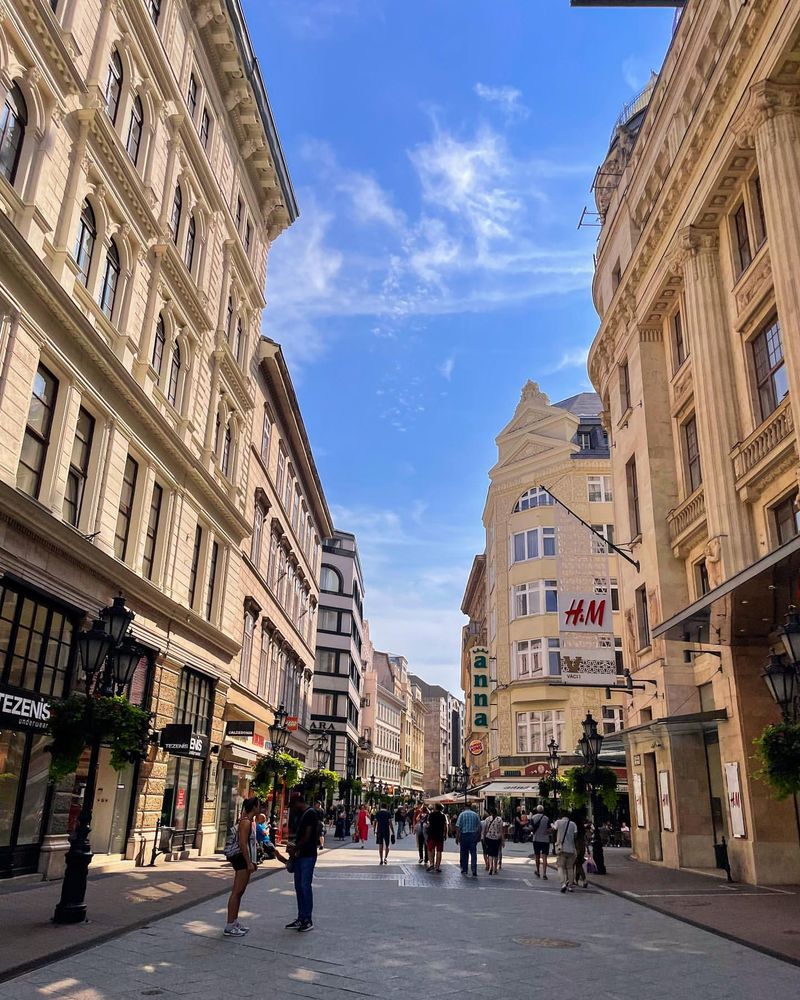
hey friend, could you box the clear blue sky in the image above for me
[242,0,674,694]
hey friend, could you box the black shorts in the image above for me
[376,833,391,847]
[533,841,549,856]
[229,852,249,872]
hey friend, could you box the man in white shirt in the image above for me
[529,805,551,879]
[553,812,577,893]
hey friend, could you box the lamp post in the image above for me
[53,595,146,925]
[369,773,376,804]
[267,705,290,842]
[547,738,560,814]
[763,608,800,722]
[456,756,469,809]
[578,711,606,876]
[311,732,329,805]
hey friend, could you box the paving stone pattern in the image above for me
[1,841,799,1000]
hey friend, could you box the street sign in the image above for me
[0,682,51,733]
[286,716,299,732]
[468,739,484,756]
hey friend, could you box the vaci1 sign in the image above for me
[0,682,51,733]
[560,648,616,686]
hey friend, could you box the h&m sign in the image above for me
[471,647,490,730]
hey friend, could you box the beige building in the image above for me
[401,670,426,797]
[587,0,800,883]
[359,648,403,792]
[220,338,332,847]
[481,383,626,801]
[0,0,294,876]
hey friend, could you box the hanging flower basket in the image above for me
[47,693,152,782]
[252,751,303,798]
[562,765,619,811]
[754,721,800,799]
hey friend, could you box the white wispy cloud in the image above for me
[474,82,529,120]
[622,55,650,92]
[439,356,455,381]
[268,0,385,39]
[547,345,591,373]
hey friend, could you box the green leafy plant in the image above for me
[562,765,619,811]
[304,767,340,793]
[252,751,303,797]
[47,693,152,781]
[754,721,800,799]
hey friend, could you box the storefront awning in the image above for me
[221,737,264,766]
[479,781,541,795]
[652,534,800,645]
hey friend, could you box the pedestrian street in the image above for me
[2,840,799,1000]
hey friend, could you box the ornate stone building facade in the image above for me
[588,0,800,883]
[481,382,626,803]
[0,0,294,876]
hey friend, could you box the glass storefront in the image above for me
[160,669,214,851]
[0,581,77,876]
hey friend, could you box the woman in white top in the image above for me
[483,808,504,875]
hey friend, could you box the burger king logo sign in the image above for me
[468,739,484,757]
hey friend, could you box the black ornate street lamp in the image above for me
[764,608,800,721]
[547,738,560,813]
[311,732,329,804]
[53,595,146,925]
[267,705,290,841]
[578,712,606,875]
[369,773,376,804]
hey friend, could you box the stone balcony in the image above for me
[731,398,796,501]
[667,485,706,556]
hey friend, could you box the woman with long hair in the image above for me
[356,803,370,848]
[224,796,260,937]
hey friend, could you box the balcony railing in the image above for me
[732,399,795,483]
[358,737,373,754]
[667,486,706,545]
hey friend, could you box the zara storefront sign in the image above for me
[470,646,490,730]
[160,724,209,759]
[560,648,616,686]
[0,682,51,733]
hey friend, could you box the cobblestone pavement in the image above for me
[2,838,799,1000]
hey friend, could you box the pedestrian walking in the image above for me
[395,804,406,839]
[480,812,490,870]
[455,802,480,877]
[483,808,504,875]
[223,796,260,937]
[314,800,326,851]
[286,794,319,932]
[426,803,447,872]
[415,805,429,865]
[529,805,551,879]
[553,810,578,893]
[573,819,590,888]
[513,805,523,843]
[373,800,395,864]
[356,804,370,848]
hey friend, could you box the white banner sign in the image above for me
[560,648,616,685]
[558,592,612,632]
[724,761,747,838]
[658,770,673,831]
[633,772,645,828]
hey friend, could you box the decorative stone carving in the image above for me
[704,536,723,588]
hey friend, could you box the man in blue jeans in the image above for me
[286,795,318,932]
[456,803,481,877]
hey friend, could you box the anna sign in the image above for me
[470,646,490,730]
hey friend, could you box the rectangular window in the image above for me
[141,481,163,581]
[733,202,752,274]
[601,705,624,735]
[315,649,339,674]
[512,527,556,563]
[18,364,58,499]
[672,309,686,370]
[187,73,198,118]
[753,316,788,420]
[188,524,202,607]
[587,475,613,503]
[245,222,252,254]
[591,524,614,555]
[515,710,565,754]
[772,492,799,547]
[610,577,620,612]
[695,559,710,598]
[276,446,286,498]
[260,408,272,462]
[63,406,95,526]
[683,415,702,493]
[114,455,138,561]
[752,175,767,247]
[619,360,631,412]
[635,584,650,650]
[235,197,243,232]
[199,107,210,148]
[615,636,624,675]
[312,692,336,716]
[250,504,264,568]
[578,430,592,451]
[626,457,641,538]
[205,540,219,620]
[239,613,255,686]
[513,580,557,618]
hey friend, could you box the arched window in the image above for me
[0,84,28,185]
[513,487,555,513]
[167,341,181,406]
[73,200,96,286]
[169,185,182,243]
[98,238,121,319]
[320,565,342,593]
[126,95,143,165]
[184,215,196,272]
[151,314,166,374]
[221,423,233,476]
[105,50,123,124]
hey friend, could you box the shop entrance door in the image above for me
[703,731,728,843]
[91,752,134,856]
[644,752,663,861]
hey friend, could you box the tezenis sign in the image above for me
[0,682,51,733]
[470,646,490,730]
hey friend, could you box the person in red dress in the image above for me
[356,805,370,848]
